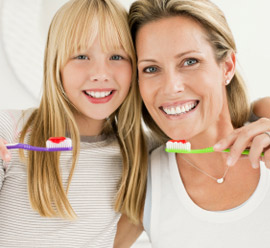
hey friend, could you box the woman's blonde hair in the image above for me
[20,0,148,222]
[129,0,251,143]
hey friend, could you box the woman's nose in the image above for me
[162,70,185,95]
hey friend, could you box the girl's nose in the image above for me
[90,74,109,82]
[89,61,110,82]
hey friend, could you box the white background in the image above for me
[0,0,270,247]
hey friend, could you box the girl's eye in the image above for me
[110,55,123,60]
[143,66,158,73]
[75,55,89,60]
[183,58,198,66]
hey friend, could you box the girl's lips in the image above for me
[83,90,116,104]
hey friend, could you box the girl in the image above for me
[0,0,147,247]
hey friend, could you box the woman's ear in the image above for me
[223,51,236,85]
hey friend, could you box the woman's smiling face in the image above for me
[136,16,232,141]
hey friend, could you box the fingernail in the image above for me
[252,163,259,169]
[213,143,221,150]
[227,156,234,166]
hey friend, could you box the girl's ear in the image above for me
[223,51,236,85]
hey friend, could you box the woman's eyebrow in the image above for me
[138,50,202,64]
[138,58,158,64]
[174,50,201,59]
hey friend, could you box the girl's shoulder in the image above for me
[0,108,35,142]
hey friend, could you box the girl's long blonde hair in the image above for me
[20,0,148,222]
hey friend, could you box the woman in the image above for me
[114,0,270,247]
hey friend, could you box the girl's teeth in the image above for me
[86,91,112,98]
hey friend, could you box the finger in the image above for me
[249,134,270,169]
[0,149,11,162]
[0,139,11,162]
[224,128,255,167]
[218,118,270,166]
[213,128,243,151]
[263,149,270,169]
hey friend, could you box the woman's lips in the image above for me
[160,100,199,116]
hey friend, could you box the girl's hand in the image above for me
[213,118,270,169]
[0,139,11,162]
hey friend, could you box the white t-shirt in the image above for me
[144,145,270,248]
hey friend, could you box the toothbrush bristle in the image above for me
[166,140,191,150]
[46,137,72,148]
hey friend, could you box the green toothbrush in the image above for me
[165,140,265,156]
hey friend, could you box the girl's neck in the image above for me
[75,113,105,137]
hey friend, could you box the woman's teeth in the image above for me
[163,101,198,115]
[85,91,112,98]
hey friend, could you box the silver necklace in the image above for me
[180,156,229,184]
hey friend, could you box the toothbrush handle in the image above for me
[6,143,72,152]
[223,148,264,157]
[6,143,48,151]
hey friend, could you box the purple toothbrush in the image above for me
[6,137,72,152]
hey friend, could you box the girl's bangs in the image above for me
[58,0,132,66]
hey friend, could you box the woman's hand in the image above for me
[0,139,11,162]
[213,118,270,168]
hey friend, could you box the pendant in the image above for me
[217,178,224,184]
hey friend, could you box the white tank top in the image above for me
[143,145,270,248]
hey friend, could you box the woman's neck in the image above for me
[177,115,235,173]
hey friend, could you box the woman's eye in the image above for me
[183,58,198,66]
[75,55,89,60]
[110,55,123,60]
[143,67,158,73]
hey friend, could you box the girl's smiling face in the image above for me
[136,16,234,142]
[61,34,132,134]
